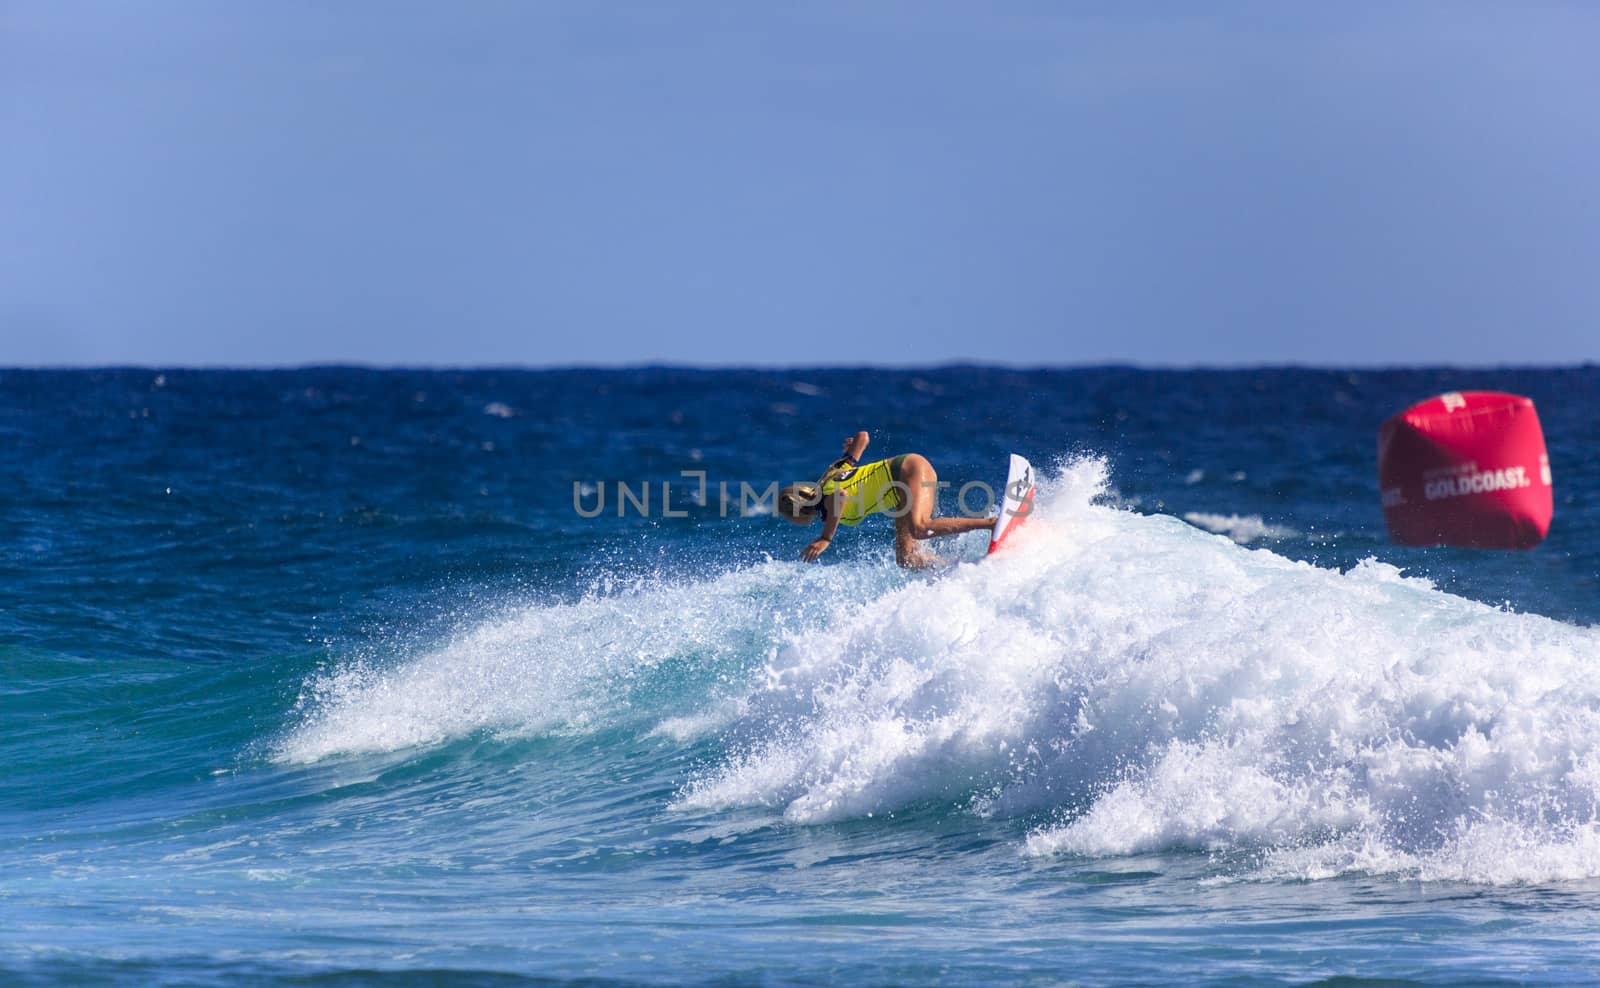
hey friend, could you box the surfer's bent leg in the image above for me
[897,455,996,541]
[894,514,934,569]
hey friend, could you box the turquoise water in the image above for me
[5,367,1600,985]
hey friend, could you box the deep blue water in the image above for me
[4,366,1600,986]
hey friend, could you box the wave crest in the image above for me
[280,455,1600,883]
[679,458,1600,883]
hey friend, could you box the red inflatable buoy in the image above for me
[1377,391,1552,549]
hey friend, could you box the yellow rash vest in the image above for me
[818,455,908,525]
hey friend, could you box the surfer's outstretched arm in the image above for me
[797,434,865,562]
[801,500,841,562]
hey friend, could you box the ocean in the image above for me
[4,366,1599,986]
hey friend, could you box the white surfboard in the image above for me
[987,454,1035,555]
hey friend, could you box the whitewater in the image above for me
[281,458,1600,886]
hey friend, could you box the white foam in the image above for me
[281,455,1600,883]
[275,564,876,763]
[673,458,1600,883]
[1182,512,1299,543]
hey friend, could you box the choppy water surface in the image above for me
[4,367,1600,985]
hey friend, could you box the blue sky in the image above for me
[3,2,1596,366]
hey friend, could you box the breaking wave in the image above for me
[281,458,1600,883]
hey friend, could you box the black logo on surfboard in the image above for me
[1007,469,1034,516]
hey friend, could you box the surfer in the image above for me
[778,431,995,569]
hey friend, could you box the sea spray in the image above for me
[280,457,1600,882]
[677,459,1600,882]
[275,562,894,762]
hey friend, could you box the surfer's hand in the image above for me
[801,538,830,562]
